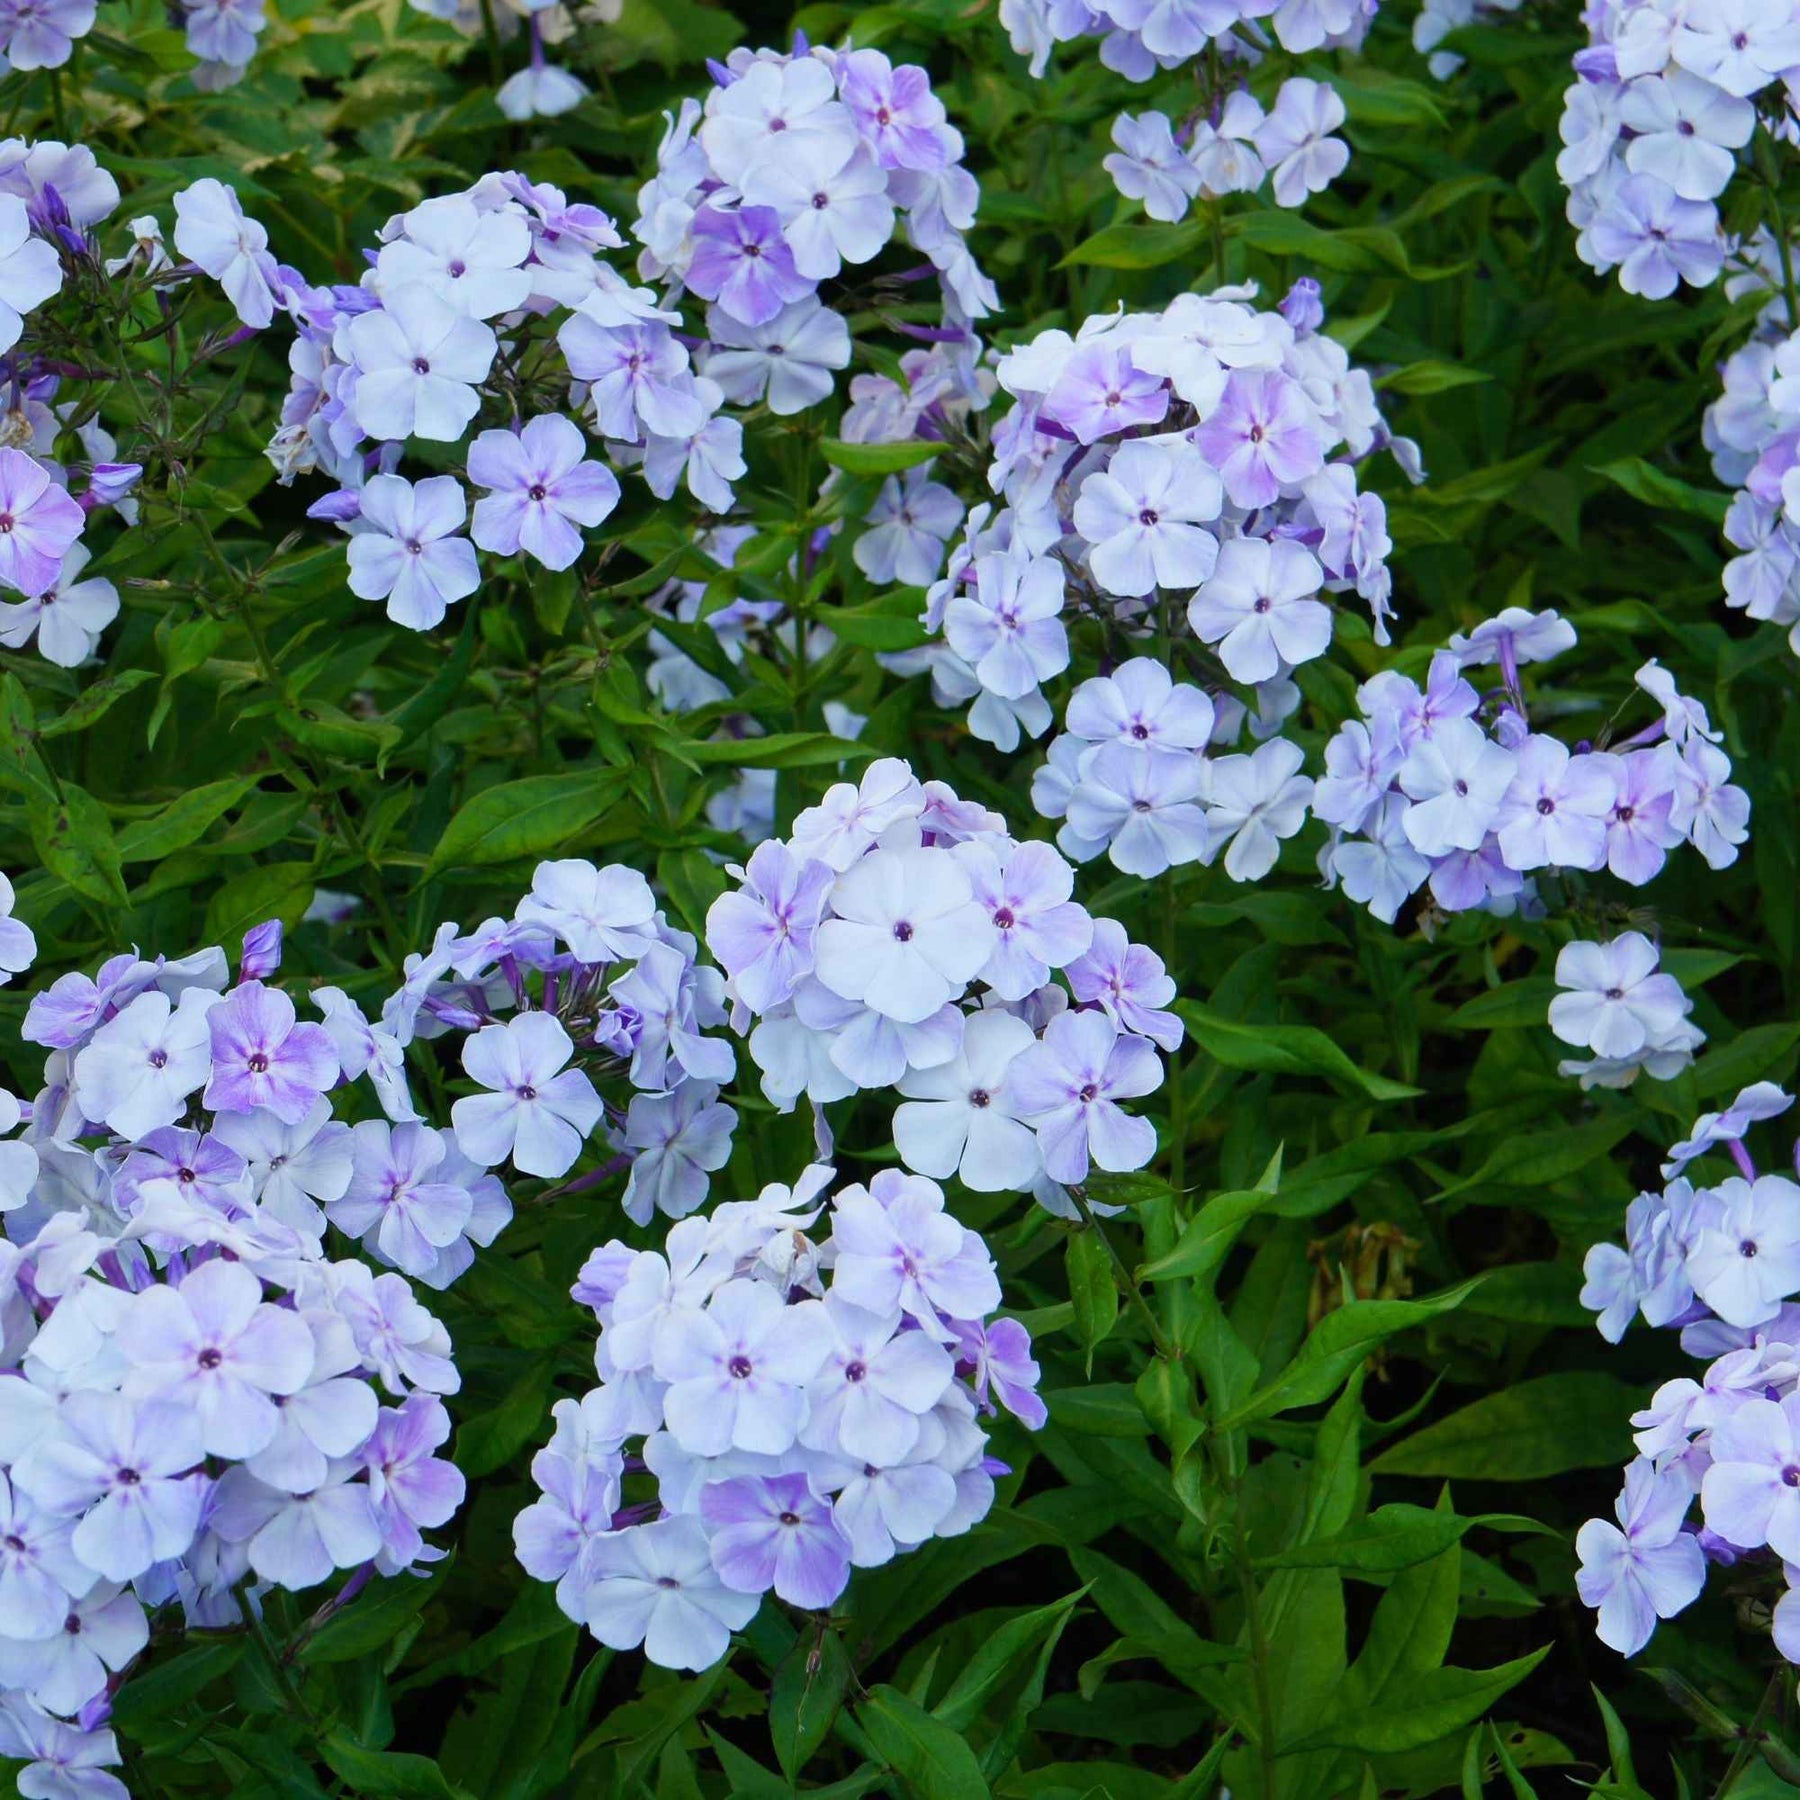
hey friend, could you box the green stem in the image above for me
[1068,1183,1177,1360]
[1226,1474,1280,1800]
[1712,1669,1788,1800]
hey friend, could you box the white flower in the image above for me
[376,195,533,319]
[345,284,497,444]
[1187,537,1330,683]
[451,1012,604,1179]
[344,474,480,632]
[813,848,996,1024]
[0,543,117,667]
[1205,738,1314,882]
[172,177,278,329]
[1073,439,1222,598]
[703,297,850,416]
[1396,716,1517,856]
[1548,934,1694,1060]
[894,1010,1042,1192]
[71,987,218,1140]
[0,193,58,352]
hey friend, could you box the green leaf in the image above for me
[1445,978,1556,1030]
[30,783,126,906]
[301,1558,453,1664]
[1380,360,1493,396]
[1284,1647,1551,1753]
[1177,1003,1422,1100]
[1066,1228,1119,1360]
[683,732,872,769]
[858,1685,991,1800]
[820,438,942,474]
[425,769,629,875]
[933,1590,1083,1731]
[1139,1187,1277,1284]
[110,1639,244,1737]
[1058,220,1208,269]
[321,1733,475,1799]
[116,776,261,863]
[1370,1373,1638,1479]
[1255,1503,1475,1573]
[771,1629,851,1783]
[1593,457,1730,526]
[38,668,156,738]
[1439,1115,1637,1200]
[202,861,316,947]
[1217,1282,1485,1428]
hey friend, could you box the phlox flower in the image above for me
[945,552,1069,699]
[700,1473,851,1609]
[685,206,811,329]
[1187,536,1329,683]
[738,143,894,281]
[1396,716,1517,856]
[1204,737,1313,882]
[70,986,217,1140]
[0,447,82,598]
[203,980,339,1124]
[1192,368,1324,509]
[1576,1458,1704,1654]
[705,298,852,417]
[578,1514,760,1670]
[375,194,532,320]
[1685,1175,1800,1328]
[451,1012,603,1179]
[0,193,59,352]
[894,1009,1042,1191]
[1494,737,1614,871]
[468,414,620,571]
[1010,1009,1160,1184]
[1704,1391,1800,1559]
[1064,744,1209,879]
[0,544,119,669]
[1103,111,1201,222]
[172,177,279,329]
[1549,934,1691,1061]
[345,285,498,443]
[1252,79,1350,209]
[854,464,963,588]
[1072,438,1222,597]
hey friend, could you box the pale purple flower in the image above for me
[345,474,480,632]
[1595,746,1684,884]
[1670,738,1750,869]
[70,987,217,1139]
[1187,536,1329,683]
[701,1472,851,1609]
[0,1698,125,1800]
[345,285,498,443]
[468,414,620,571]
[1193,368,1326,509]
[698,55,857,172]
[685,205,811,329]
[651,1278,828,1455]
[14,1392,205,1582]
[577,1515,759,1669]
[1686,1175,1800,1327]
[1104,112,1201,223]
[1495,737,1614,872]
[1396,716,1517,856]
[361,1395,463,1569]
[328,1121,475,1280]
[706,840,835,1013]
[1444,606,1576,673]
[894,1010,1042,1192]
[0,447,82,597]
[376,195,531,320]
[706,297,852,416]
[945,552,1069,699]
[172,178,279,328]
[854,464,963,587]
[738,147,893,282]
[209,1465,382,1589]
[1010,1009,1160,1185]
[516,858,657,964]
[813,847,996,1025]
[1331,795,1430,925]
[802,1295,955,1462]
[557,314,707,444]
[0,194,59,351]
[1586,173,1723,299]
[1576,1459,1704,1654]
[838,51,957,171]
[1065,744,1209,879]
[829,1171,1002,1330]
[1664,1083,1794,1180]
[1065,918,1183,1051]
[1065,659,1214,755]
[958,839,1092,1000]
[1672,0,1800,96]
[204,981,339,1124]
[0,1581,143,1718]
[620,1084,737,1225]
[960,1316,1047,1430]
[115,1258,314,1458]
[1073,439,1221,598]
[1205,737,1314,882]
[1620,70,1753,202]
[0,1471,92,1642]
[1549,934,1690,1060]
[1704,1391,1800,1559]
[1252,79,1350,209]
[1041,339,1168,444]
[452,1011,603,1179]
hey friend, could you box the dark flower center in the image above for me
[247,1052,269,1073]
[1535,797,1555,815]
[197,1347,223,1369]
[1078,1083,1098,1102]
[411,357,430,375]
[728,1354,754,1379]
[845,1360,866,1382]
[528,484,547,502]
[892,921,914,942]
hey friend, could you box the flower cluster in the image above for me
[634,42,996,347]
[705,758,1178,1205]
[1702,273,1800,655]
[1313,616,1747,926]
[1100,84,1353,222]
[1573,1084,1800,1661]
[0,920,464,1800]
[900,283,1408,757]
[1549,931,1702,1089]
[0,141,142,668]
[1556,0,1800,299]
[1031,657,1313,880]
[513,1163,1043,1671]
[374,857,737,1232]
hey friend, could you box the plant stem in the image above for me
[1068,1182,1177,1360]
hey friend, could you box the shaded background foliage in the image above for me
[3,0,1797,1794]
